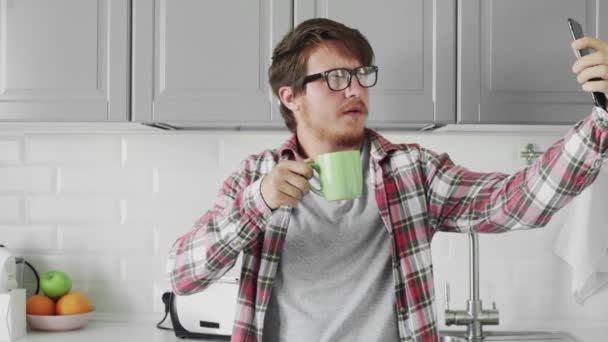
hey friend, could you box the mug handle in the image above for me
[307,161,322,196]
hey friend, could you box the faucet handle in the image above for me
[444,282,450,311]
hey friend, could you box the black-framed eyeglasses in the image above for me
[301,65,379,91]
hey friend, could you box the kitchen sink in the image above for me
[439,330,577,342]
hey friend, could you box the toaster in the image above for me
[161,276,239,340]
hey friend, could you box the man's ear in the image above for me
[278,86,300,113]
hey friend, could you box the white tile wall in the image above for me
[0,197,22,223]
[0,167,55,193]
[1,128,607,341]
[0,138,22,163]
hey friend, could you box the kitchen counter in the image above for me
[18,316,229,342]
[17,316,580,342]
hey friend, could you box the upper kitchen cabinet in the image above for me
[0,0,129,122]
[459,0,608,124]
[293,0,456,127]
[131,0,291,127]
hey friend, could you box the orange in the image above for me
[55,293,93,315]
[26,295,56,315]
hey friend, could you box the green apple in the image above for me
[40,270,72,300]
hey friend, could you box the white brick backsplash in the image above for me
[123,134,219,168]
[59,167,153,193]
[219,132,288,171]
[0,196,22,223]
[23,254,122,284]
[27,196,121,224]
[478,228,557,261]
[0,225,55,251]
[96,255,161,313]
[122,255,163,280]
[153,282,171,313]
[381,131,560,170]
[513,260,570,295]
[0,138,21,163]
[125,195,215,227]
[444,232,473,263]
[58,225,153,254]
[154,166,226,195]
[86,282,154,313]
[478,261,518,296]
[497,293,565,321]
[0,167,55,193]
[154,225,199,258]
[153,226,178,257]
[25,135,122,164]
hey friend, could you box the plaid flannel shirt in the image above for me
[168,108,608,342]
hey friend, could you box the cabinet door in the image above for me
[132,0,291,127]
[294,0,456,127]
[459,0,607,124]
[0,0,129,122]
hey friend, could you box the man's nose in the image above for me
[344,77,365,98]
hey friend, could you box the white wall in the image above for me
[1,126,606,341]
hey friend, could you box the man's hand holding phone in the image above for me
[571,36,608,103]
[568,18,608,109]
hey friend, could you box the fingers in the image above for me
[576,64,608,84]
[581,79,608,94]
[571,38,608,97]
[571,37,608,98]
[275,163,311,201]
[261,173,301,209]
[260,160,314,209]
[284,160,314,180]
[572,36,605,53]
[571,36,603,51]
[572,51,607,73]
[285,172,310,195]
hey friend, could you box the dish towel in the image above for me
[554,170,608,305]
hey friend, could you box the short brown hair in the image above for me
[268,18,374,132]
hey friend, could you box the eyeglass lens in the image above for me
[327,66,377,90]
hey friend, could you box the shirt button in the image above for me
[399,307,406,314]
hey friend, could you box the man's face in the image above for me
[293,42,370,149]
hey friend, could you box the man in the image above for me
[167,18,608,342]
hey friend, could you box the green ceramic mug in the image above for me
[308,150,363,201]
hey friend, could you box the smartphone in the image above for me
[567,18,607,109]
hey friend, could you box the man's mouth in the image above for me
[339,99,368,116]
[342,107,365,115]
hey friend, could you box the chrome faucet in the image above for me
[444,232,499,342]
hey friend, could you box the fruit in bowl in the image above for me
[40,270,72,300]
[56,293,93,315]
[26,307,96,332]
[26,290,95,331]
[26,295,56,316]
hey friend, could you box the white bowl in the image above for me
[27,307,95,332]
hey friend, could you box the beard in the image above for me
[299,98,368,149]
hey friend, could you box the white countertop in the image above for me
[16,315,580,342]
[18,316,229,342]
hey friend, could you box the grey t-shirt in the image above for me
[262,139,400,342]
